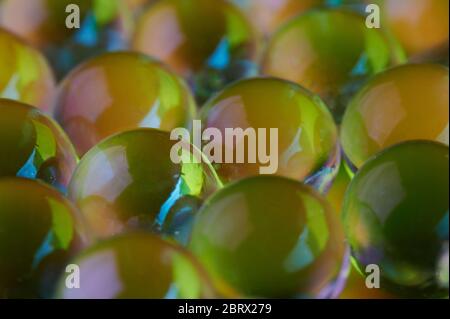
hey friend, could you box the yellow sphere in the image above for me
[341,64,449,168]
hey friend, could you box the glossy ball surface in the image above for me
[0,178,87,298]
[0,99,78,192]
[0,28,55,111]
[378,0,449,58]
[341,64,449,169]
[262,9,404,120]
[201,77,339,192]
[53,52,197,156]
[69,129,221,243]
[56,233,215,299]
[0,0,132,78]
[343,141,449,298]
[232,0,324,37]
[132,0,257,102]
[189,176,347,298]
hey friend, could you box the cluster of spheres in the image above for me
[0,0,448,299]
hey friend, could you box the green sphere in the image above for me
[0,178,87,298]
[189,175,347,298]
[343,141,449,298]
[69,129,221,243]
[0,99,78,192]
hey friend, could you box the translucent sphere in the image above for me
[341,64,449,169]
[0,178,87,298]
[0,99,78,192]
[262,9,405,120]
[69,129,222,243]
[232,0,324,38]
[56,233,215,299]
[377,0,449,60]
[53,52,197,156]
[189,176,348,298]
[343,141,449,298]
[0,28,55,112]
[201,77,339,193]
[0,0,132,78]
[132,0,258,103]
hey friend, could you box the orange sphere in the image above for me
[200,77,339,190]
[236,0,324,37]
[132,0,257,102]
[380,0,449,57]
[53,52,196,155]
[341,64,449,168]
[133,0,256,77]
[0,0,132,48]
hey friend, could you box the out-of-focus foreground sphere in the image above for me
[69,129,221,243]
[132,0,258,102]
[57,233,216,299]
[0,178,87,298]
[262,9,404,120]
[232,0,324,38]
[0,0,132,78]
[0,28,55,111]
[53,52,197,156]
[341,64,449,169]
[189,176,347,298]
[0,99,78,192]
[343,141,449,298]
[201,77,339,192]
[377,0,449,59]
